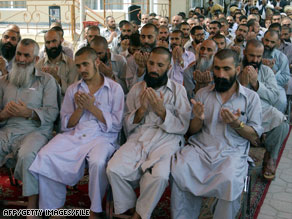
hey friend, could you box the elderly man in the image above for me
[90,36,128,94]
[107,47,191,219]
[77,25,100,50]
[0,39,59,212]
[171,49,263,219]
[111,21,133,55]
[170,15,182,32]
[30,47,124,219]
[0,29,20,75]
[240,39,289,180]
[193,39,218,93]
[101,16,120,49]
[158,17,169,27]
[262,30,290,113]
[36,29,78,97]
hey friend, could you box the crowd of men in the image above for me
[0,1,291,218]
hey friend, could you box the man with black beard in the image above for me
[239,39,289,181]
[229,24,249,61]
[90,36,128,94]
[185,26,205,58]
[0,38,59,218]
[111,21,133,55]
[130,24,159,89]
[157,25,169,48]
[107,47,191,219]
[178,22,191,47]
[0,29,20,75]
[262,30,290,113]
[36,29,78,97]
[171,49,263,219]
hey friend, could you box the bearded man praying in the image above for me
[36,29,78,97]
[0,39,59,217]
[171,49,263,219]
[106,47,191,219]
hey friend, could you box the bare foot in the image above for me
[131,212,141,219]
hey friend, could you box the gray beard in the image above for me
[9,61,34,88]
[196,56,214,72]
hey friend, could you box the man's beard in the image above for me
[283,38,291,43]
[9,60,35,88]
[100,52,108,64]
[194,38,203,44]
[242,56,262,70]
[229,23,234,28]
[141,40,157,53]
[1,42,16,61]
[263,46,275,59]
[236,34,244,42]
[45,44,62,59]
[196,56,214,72]
[159,36,169,41]
[144,68,168,89]
[214,73,237,92]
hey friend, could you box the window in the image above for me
[0,1,26,9]
[85,0,124,10]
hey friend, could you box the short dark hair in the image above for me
[247,19,257,28]
[264,29,280,39]
[239,15,247,21]
[141,23,158,35]
[213,33,226,41]
[90,35,108,49]
[50,26,64,37]
[178,22,190,29]
[246,39,264,50]
[151,46,172,63]
[119,20,129,28]
[237,24,248,30]
[87,25,100,33]
[171,29,184,38]
[214,49,240,67]
[210,20,222,29]
[190,25,203,35]
[269,23,282,32]
[129,33,141,47]
[75,47,98,63]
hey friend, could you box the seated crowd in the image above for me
[0,2,291,219]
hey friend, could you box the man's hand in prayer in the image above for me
[172,46,184,67]
[193,70,213,84]
[190,99,204,120]
[239,66,251,87]
[139,82,149,112]
[78,93,95,112]
[220,108,241,127]
[99,56,114,79]
[146,88,166,120]
[246,65,259,90]
[134,51,148,69]
[0,56,7,74]
[6,101,32,118]
[74,91,85,110]
[262,58,275,70]
[42,66,61,84]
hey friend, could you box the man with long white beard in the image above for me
[107,47,191,219]
[0,38,59,217]
[262,30,290,113]
[192,39,217,94]
[36,29,78,97]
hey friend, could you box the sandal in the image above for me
[262,154,276,181]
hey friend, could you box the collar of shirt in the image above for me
[44,51,68,65]
[77,74,111,92]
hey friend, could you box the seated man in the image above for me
[240,39,289,180]
[36,29,79,97]
[0,39,59,213]
[29,47,124,218]
[106,47,191,219]
[77,25,100,50]
[171,49,263,219]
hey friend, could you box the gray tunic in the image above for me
[172,83,263,201]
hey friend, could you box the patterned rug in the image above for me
[0,127,290,219]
